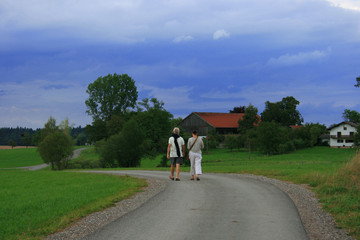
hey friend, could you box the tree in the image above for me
[134,98,173,155]
[39,116,58,143]
[256,121,293,155]
[355,76,360,87]
[37,117,74,170]
[224,134,241,151]
[238,104,260,134]
[21,132,32,147]
[99,119,145,167]
[230,106,246,113]
[85,119,108,143]
[342,109,360,123]
[261,96,303,127]
[38,131,74,170]
[85,73,138,122]
[8,140,17,149]
[354,125,360,147]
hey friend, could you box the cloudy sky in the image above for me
[1,0,360,129]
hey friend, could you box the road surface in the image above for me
[83,170,308,240]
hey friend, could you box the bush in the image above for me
[99,119,145,168]
[38,131,74,170]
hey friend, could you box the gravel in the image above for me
[46,173,354,240]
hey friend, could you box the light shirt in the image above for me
[168,136,185,157]
[187,137,204,154]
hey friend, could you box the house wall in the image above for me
[329,123,357,148]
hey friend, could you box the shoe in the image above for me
[175,178,180,181]
[196,178,200,181]
[190,178,194,181]
[170,176,174,180]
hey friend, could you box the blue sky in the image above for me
[1,0,360,129]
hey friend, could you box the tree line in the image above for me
[224,96,360,155]
[0,126,88,147]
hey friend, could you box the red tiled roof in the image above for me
[194,112,245,128]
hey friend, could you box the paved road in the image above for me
[83,170,308,240]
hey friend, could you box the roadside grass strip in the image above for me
[0,170,147,240]
[0,148,43,168]
[314,151,360,238]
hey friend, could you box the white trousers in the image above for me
[189,152,202,175]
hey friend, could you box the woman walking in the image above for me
[187,130,204,181]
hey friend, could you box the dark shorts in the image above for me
[170,157,183,165]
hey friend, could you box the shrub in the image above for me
[99,119,145,168]
[38,131,73,170]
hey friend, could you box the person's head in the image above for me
[173,127,180,135]
[192,130,198,137]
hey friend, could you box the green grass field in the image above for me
[0,148,43,168]
[0,170,146,240]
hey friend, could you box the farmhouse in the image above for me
[179,112,246,136]
[328,121,358,148]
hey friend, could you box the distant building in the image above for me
[328,121,358,148]
[179,112,254,136]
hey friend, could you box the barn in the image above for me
[178,112,245,136]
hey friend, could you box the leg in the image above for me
[190,154,195,180]
[176,163,180,179]
[170,164,175,179]
[195,154,202,180]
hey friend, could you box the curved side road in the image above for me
[83,171,308,240]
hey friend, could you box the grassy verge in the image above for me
[0,148,43,168]
[0,170,146,240]
[310,151,360,238]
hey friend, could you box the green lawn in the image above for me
[0,148,43,168]
[0,170,146,240]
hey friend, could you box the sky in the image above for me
[1,0,360,129]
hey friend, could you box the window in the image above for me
[344,126,347,130]
[350,132,354,136]
[337,139,343,143]
[346,140,354,143]
[337,132,342,138]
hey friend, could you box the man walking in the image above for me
[167,127,185,181]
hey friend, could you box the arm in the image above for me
[182,144,185,157]
[167,144,171,159]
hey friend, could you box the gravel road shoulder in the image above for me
[46,172,354,240]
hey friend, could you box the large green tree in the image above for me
[85,73,138,122]
[343,109,360,123]
[134,98,173,155]
[261,96,303,127]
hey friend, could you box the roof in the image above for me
[194,112,245,128]
[328,121,359,130]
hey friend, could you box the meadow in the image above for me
[0,152,146,239]
[0,148,43,168]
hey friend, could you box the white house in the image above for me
[328,122,358,148]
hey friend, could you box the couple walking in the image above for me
[167,127,204,181]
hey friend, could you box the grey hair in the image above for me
[173,127,180,135]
